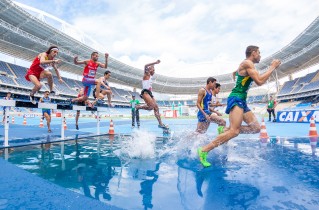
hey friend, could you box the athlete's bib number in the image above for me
[88,69,96,77]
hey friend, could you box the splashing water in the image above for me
[120,130,157,159]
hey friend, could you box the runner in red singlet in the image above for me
[25,46,63,104]
[71,51,108,106]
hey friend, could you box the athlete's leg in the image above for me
[136,93,155,110]
[75,110,80,130]
[28,75,42,96]
[94,79,101,99]
[240,111,260,134]
[101,90,112,106]
[202,106,244,152]
[153,98,165,126]
[43,112,51,132]
[40,71,53,92]
[209,114,226,126]
[196,122,210,134]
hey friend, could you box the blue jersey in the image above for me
[41,96,51,110]
[199,88,212,112]
[197,88,212,122]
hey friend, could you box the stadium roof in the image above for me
[1,0,319,94]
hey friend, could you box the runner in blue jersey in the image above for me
[39,91,52,133]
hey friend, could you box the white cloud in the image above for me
[14,0,319,79]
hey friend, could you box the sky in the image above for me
[8,0,319,79]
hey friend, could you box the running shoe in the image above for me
[197,147,211,167]
[158,124,169,129]
[217,126,224,135]
[29,94,36,104]
[76,124,79,130]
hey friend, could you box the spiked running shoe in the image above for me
[197,147,211,167]
[217,126,224,135]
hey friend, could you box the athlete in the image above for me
[136,60,168,129]
[92,70,113,107]
[198,45,281,167]
[2,92,12,123]
[25,46,63,104]
[196,81,226,134]
[75,88,87,130]
[71,52,108,105]
[39,91,52,133]
[209,83,227,133]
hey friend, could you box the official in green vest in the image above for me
[267,96,277,122]
[130,95,140,128]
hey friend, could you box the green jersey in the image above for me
[268,100,275,109]
[229,72,253,100]
[130,99,140,110]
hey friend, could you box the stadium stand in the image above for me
[0,61,15,76]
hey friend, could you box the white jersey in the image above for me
[211,94,218,111]
[142,76,153,91]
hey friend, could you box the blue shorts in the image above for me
[42,109,51,116]
[225,96,251,114]
[197,110,211,122]
[82,77,96,97]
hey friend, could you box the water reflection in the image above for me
[1,135,319,209]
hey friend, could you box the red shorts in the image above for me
[25,69,42,81]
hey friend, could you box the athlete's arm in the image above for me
[99,53,109,68]
[145,60,160,70]
[52,64,63,83]
[246,59,281,86]
[39,53,61,65]
[99,77,110,89]
[39,98,43,103]
[74,56,88,65]
[196,88,209,118]
[232,70,237,81]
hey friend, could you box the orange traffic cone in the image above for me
[308,116,318,137]
[11,116,15,124]
[23,116,27,125]
[109,119,115,135]
[63,117,67,130]
[259,118,269,139]
[39,117,44,128]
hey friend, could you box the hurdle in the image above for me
[0,99,109,147]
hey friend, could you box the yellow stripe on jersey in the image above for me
[241,76,251,86]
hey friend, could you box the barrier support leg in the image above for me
[4,107,9,147]
[61,110,65,140]
[97,111,100,135]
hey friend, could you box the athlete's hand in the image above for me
[74,56,78,62]
[217,112,222,116]
[156,60,161,64]
[54,59,62,64]
[205,114,210,121]
[105,53,109,58]
[58,78,63,83]
[271,59,281,69]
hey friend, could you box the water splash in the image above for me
[120,130,157,159]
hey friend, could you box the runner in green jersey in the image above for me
[198,45,281,167]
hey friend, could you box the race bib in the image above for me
[88,69,96,77]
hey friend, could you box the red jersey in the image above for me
[83,60,99,78]
[25,53,50,81]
